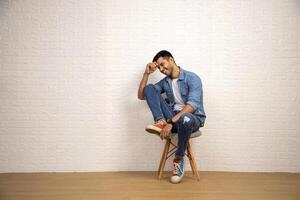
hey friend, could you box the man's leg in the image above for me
[170,113,201,184]
[143,84,175,122]
[174,113,201,159]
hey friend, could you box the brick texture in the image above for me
[0,0,299,172]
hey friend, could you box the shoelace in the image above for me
[173,162,183,175]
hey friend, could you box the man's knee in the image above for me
[144,84,155,93]
[144,84,160,97]
[178,113,195,129]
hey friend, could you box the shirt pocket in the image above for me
[180,83,189,97]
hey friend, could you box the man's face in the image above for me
[155,57,174,77]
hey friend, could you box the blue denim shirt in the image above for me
[153,66,206,127]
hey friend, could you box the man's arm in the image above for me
[137,73,149,100]
[137,62,157,100]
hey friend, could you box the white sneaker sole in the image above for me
[145,124,162,135]
[170,171,185,184]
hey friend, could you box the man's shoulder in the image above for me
[182,68,202,81]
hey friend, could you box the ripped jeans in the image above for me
[143,84,201,158]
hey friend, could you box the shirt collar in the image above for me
[178,66,185,80]
[167,66,185,81]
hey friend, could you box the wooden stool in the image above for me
[157,130,202,181]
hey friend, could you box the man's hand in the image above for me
[144,62,158,75]
[160,123,172,140]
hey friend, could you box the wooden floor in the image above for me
[0,171,300,200]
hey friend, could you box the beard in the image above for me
[165,65,173,77]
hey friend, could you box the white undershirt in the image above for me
[171,78,185,111]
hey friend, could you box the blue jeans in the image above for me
[144,84,201,158]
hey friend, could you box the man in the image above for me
[137,50,206,184]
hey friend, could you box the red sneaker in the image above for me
[170,157,185,184]
[145,120,167,135]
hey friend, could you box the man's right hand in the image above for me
[144,62,158,75]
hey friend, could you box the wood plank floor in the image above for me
[0,171,299,200]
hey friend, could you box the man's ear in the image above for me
[168,57,173,63]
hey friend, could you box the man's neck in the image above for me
[171,65,180,79]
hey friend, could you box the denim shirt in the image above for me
[153,66,206,127]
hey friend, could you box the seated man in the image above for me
[137,50,206,184]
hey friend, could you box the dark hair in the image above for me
[152,50,174,62]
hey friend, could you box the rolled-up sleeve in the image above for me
[186,75,202,111]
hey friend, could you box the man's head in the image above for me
[152,50,177,77]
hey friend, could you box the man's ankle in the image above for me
[174,156,184,161]
[156,118,167,125]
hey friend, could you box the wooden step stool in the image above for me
[157,130,202,181]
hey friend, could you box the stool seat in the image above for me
[170,129,202,140]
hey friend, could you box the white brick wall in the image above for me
[0,0,299,173]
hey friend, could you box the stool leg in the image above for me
[187,141,200,181]
[158,138,171,180]
[187,145,196,175]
